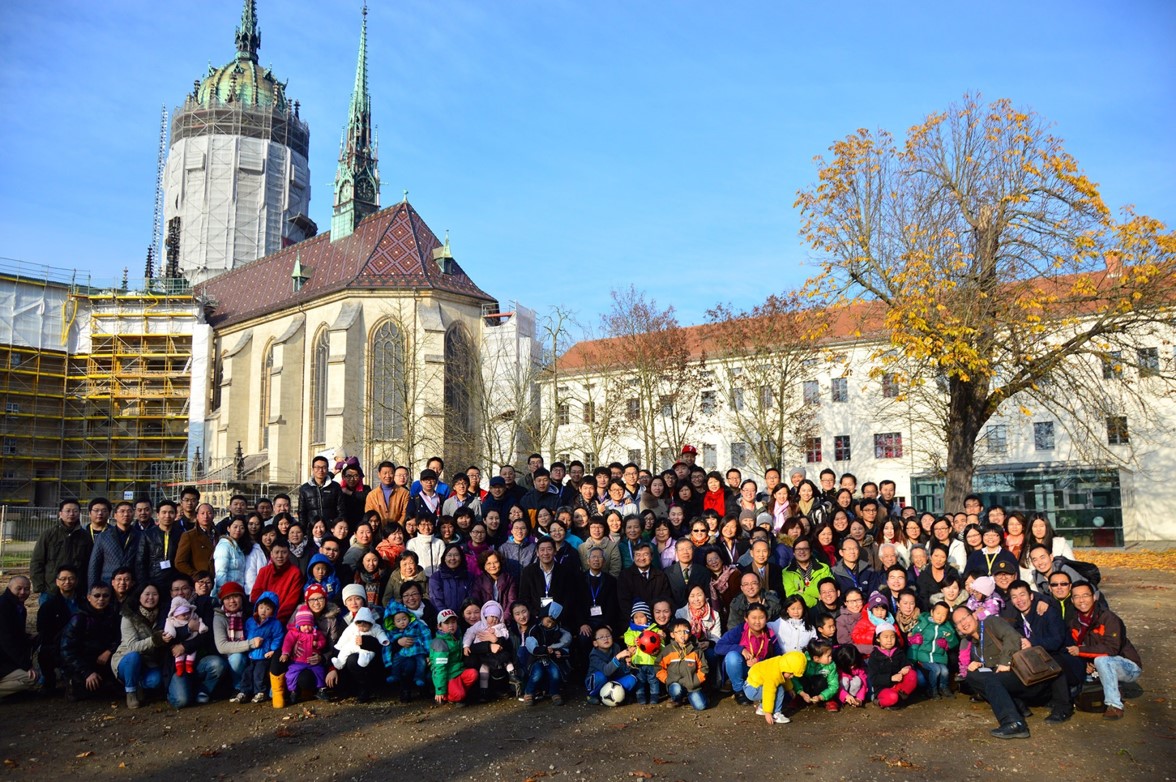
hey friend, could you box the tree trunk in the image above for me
[943,380,987,512]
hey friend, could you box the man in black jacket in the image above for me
[30,499,94,600]
[617,543,672,617]
[298,456,342,525]
[60,583,120,701]
[0,577,36,699]
[665,538,711,611]
[519,539,582,634]
[137,499,185,588]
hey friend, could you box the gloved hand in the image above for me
[936,638,949,650]
[908,633,923,646]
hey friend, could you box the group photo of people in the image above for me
[2,448,1142,740]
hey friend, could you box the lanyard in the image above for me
[163,531,170,559]
[984,551,998,573]
[542,567,553,596]
[978,620,986,666]
[589,576,602,606]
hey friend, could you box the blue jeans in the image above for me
[525,659,563,696]
[117,652,166,693]
[918,661,948,693]
[225,652,248,692]
[386,655,428,687]
[744,682,786,714]
[585,671,638,697]
[243,659,270,696]
[667,682,707,711]
[723,651,750,694]
[1093,655,1141,709]
[633,664,660,704]
[168,654,226,709]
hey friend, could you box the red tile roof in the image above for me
[195,201,495,327]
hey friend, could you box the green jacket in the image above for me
[803,657,838,701]
[429,631,463,696]
[908,613,958,665]
[782,562,833,608]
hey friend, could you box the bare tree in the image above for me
[364,314,443,469]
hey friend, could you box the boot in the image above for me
[269,673,287,709]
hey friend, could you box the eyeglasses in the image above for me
[1049,581,1070,588]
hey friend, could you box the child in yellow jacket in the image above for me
[745,650,807,725]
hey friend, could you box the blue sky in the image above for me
[1,1,1173,334]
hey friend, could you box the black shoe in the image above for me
[315,688,333,701]
[400,688,413,703]
[1044,711,1072,724]
[990,722,1030,739]
[357,692,373,704]
[733,692,750,706]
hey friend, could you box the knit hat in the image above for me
[866,591,889,610]
[874,622,897,637]
[171,596,192,616]
[756,512,773,528]
[341,584,366,603]
[294,608,315,628]
[352,607,376,625]
[481,600,504,620]
[539,601,563,621]
[218,581,245,600]
[630,601,651,620]
[304,584,328,602]
[789,467,806,480]
[971,576,996,597]
[436,609,458,628]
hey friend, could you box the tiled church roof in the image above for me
[196,201,495,327]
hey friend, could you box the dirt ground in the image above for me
[2,565,1173,782]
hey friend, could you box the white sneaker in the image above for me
[754,706,766,716]
[772,712,790,724]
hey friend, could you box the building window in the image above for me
[626,398,640,420]
[659,448,675,469]
[831,377,848,403]
[759,386,774,409]
[1101,351,1122,379]
[660,395,674,418]
[1106,416,1129,445]
[628,448,643,465]
[311,328,329,444]
[1137,347,1159,377]
[582,401,596,424]
[443,325,478,462]
[731,388,745,412]
[584,452,597,470]
[834,435,851,461]
[700,390,716,415]
[881,373,900,399]
[260,342,273,449]
[730,442,748,469]
[557,403,570,426]
[370,320,405,441]
[702,443,717,470]
[986,424,1007,454]
[874,432,903,459]
[803,380,820,406]
[1033,421,1055,450]
[804,437,822,463]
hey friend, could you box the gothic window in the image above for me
[370,320,405,440]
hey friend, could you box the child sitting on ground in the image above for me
[165,596,208,676]
[382,601,432,702]
[524,602,572,705]
[867,623,917,708]
[656,618,708,711]
[797,638,839,711]
[834,644,868,708]
[462,600,522,701]
[907,600,958,699]
[623,601,664,705]
[585,626,636,705]
[231,591,283,703]
[281,608,329,700]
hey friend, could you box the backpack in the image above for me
[1057,556,1101,588]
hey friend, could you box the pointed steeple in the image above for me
[235,0,261,62]
[331,1,380,242]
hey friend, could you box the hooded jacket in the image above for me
[245,591,286,661]
[381,601,432,664]
[907,613,958,665]
[782,560,833,608]
[746,650,806,713]
[305,553,342,602]
[429,629,464,696]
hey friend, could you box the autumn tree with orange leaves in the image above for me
[796,94,1176,510]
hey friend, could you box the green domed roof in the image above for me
[197,57,288,111]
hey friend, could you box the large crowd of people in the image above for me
[1,448,1143,739]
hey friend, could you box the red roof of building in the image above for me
[196,201,495,327]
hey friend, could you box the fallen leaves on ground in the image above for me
[1076,550,1176,572]
[629,772,653,779]
[75,751,94,758]
[870,754,920,769]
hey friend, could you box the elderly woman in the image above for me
[383,550,429,604]
[469,550,518,609]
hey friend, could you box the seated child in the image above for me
[524,602,572,705]
[965,575,1004,621]
[333,606,390,669]
[622,601,664,705]
[430,609,479,705]
[462,600,521,700]
[231,591,283,703]
[907,600,958,699]
[382,600,432,701]
[657,618,708,711]
[797,638,839,711]
[867,623,916,708]
[745,650,807,725]
[165,596,207,676]
[585,626,636,704]
[834,644,868,707]
[281,608,329,700]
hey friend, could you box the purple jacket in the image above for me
[469,571,518,611]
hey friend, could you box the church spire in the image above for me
[234,0,261,62]
[331,1,380,242]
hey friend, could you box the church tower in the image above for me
[163,0,316,284]
[331,3,380,242]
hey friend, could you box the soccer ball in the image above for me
[637,629,662,655]
[600,681,626,707]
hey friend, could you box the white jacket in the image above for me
[332,611,390,668]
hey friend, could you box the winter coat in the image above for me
[298,478,342,526]
[175,526,216,578]
[59,601,120,681]
[281,625,327,664]
[714,623,780,661]
[588,641,633,681]
[746,651,806,714]
[429,631,464,695]
[578,537,622,578]
[835,606,864,646]
[136,524,185,587]
[428,561,473,615]
[245,592,286,661]
[88,525,142,590]
[30,522,94,593]
[468,571,518,612]
[656,638,708,690]
[867,645,913,693]
[112,604,166,675]
[304,553,342,602]
[383,568,429,605]
[907,614,958,665]
[381,602,432,664]
[408,534,447,578]
[781,561,833,608]
[212,537,249,592]
[831,560,877,598]
[332,618,390,668]
[1068,604,1142,667]
[771,616,816,654]
[250,561,305,625]
[497,538,537,579]
[803,656,839,701]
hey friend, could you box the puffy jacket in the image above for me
[250,561,305,625]
[429,631,464,696]
[88,525,142,590]
[428,565,472,615]
[782,561,833,608]
[907,613,958,665]
[656,638,708,690]
[245,592,286,661]
[772,616,816,654]
[60,601,120,681]
[803,657,839,701]
[746,651,806,714]
[112,605,166,675]
[30,522,94,593]
[381,601,432,663]
[213,537,249,593]
[1068,604,1142,668]
[298,478,342,525]
[867,645,913,693]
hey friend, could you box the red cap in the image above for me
[218,581,245,600]
[681,444,698,455]
[303,584,328,601]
